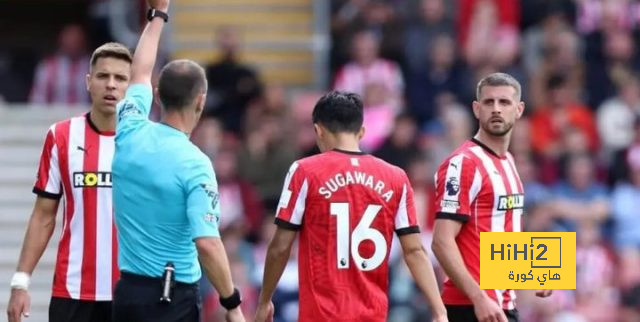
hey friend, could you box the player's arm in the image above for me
[399,233,447,321]
[393,177,447,321]
[130,0,169,86]
[256,162,306,322]
[256,227,297,319]
[8,125,64,322]
[7,196,59,322]
[14,196,59,275]
[431,219,486,303]
[431,156,506,322]
[185,161,243,320]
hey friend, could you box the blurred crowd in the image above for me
[4,0,640,321]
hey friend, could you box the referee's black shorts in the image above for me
[49,297,111,322]
[446,305,519,322]
[112,272,201,322]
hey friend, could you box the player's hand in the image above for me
[472,294,507,322]
[254,301,274,322]
[7,289,30,322]
[225,307,245,322]
[147,0,170,12]
[535,289,553,297]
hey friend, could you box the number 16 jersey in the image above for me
[275,149,420,321]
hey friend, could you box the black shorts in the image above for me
[49,297,111,322]
[112,272,201,322]
[446,305,519,322]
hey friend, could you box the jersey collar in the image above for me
[470,137,506,159]
[85,113,115,136]
[332,148,366,155]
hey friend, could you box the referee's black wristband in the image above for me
[220,288,242,310]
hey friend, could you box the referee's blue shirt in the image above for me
[112,84,221,284]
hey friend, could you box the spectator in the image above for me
[237,114,298,209]
[330,0,405,70]
[423,100,473,166]
[458,0,520,70]
[360,82,395,152]
[404,0,454,72]
[597,72,640,160]
[406,33,470,125]
[214,148,265,240]
[527,28,584,109]
[611,143,640,251]
[244,84,294,143]
[530,74,598,159]
[373,113,419,170]
[610,115,640,186]
[515,153,552,232]
[205,26,263,135]
[546,153,610,233]
[522,3,573,74]
[333,30,404,111]
[29,24,90,105]
[191,117,226,158]
[572,221,618,321]
[585,30,640,109]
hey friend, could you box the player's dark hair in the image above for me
[157,59,208,110]
[476,72,522,102]
[312,91,363,134]
[90,42,132,67]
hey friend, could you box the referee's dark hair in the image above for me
[158,59,208,110]
[312,91,363,134]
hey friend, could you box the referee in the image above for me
[111,1,244,321]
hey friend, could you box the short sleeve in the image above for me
[184,157,221,240]
[116,84,153,129]
[274,161,308,230]
[33,126,62,199]
[433,154,481,223]
[394,173,420,236]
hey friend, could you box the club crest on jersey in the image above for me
[73,172,112,187]
[446,177,460,196]
[497,194,524,211]
[200,183,219,209]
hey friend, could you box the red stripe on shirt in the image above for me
[112,220,119,291]
[52,119,73,298]
[79,122,100,299]
[35,129,55,190]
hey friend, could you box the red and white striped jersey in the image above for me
[33,113,118,301]
[433,138,524,310]
[275,149,419,321]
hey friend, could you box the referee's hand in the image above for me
[147,0,170,11]
[7,289,30,322]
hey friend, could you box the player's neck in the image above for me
[474,130,511,157]
[330,138,361,153]
[88,109,115,132]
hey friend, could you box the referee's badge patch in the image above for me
[204,213,218,223]
[118,102,142,120]
[200,183,219,209]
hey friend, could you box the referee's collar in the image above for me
[471,137,506,159]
